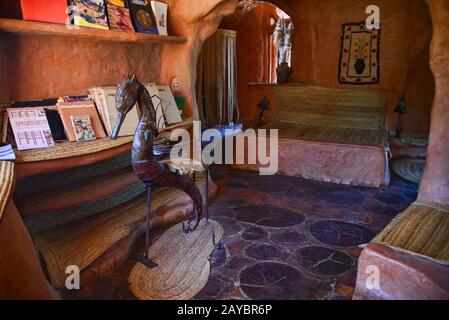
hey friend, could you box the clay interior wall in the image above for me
[220,0,434,134]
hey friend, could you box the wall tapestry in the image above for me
[338,22,380,85]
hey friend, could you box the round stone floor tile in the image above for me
[235,205,305,228]
[241,226,269,241]
[245,244,289,261]
[239,262,307,300]
[271,231,307,245]
[295,246,353,276]
[309,220,375,247]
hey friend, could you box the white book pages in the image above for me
[100,87,140,137]
[156,85,182,125]
[150,1,168,36]
[144,83,166,131]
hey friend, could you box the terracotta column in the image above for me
[419,0,449,205]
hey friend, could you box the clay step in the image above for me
[18,169,140,216]
[32,176,217,288]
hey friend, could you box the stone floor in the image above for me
[63,166,418,300]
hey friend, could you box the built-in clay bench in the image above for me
[1,136,216,292]
[235,86,390,188]
[354,201,449,299]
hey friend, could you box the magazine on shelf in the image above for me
[57,101,106,142]
[89,86,140,136]
[128,0,159,34]
[70,0,110,30]
[106,1,134,32]
[70,115,97,142]
[0,144,15,161]
[150,1,168,36]
[7,107,55,151]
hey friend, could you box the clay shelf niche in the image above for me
[0,19,187,45]
[13,120,194,180]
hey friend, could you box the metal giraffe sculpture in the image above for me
[111,75,203,268]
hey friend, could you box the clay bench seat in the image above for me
[264,121,389,147]
[234,86,390,187]
[354,201,449,300]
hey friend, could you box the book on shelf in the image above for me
[70,0,110,30]
[70,115,97,142]
[1,111,9,145]
[144,83,166,131]
[57,95,91,103]
[128,0,159,34]
[152,85,182,125]
[20,0,68,25]
[106,1,134,32]
[12,100,67,141]
[89,86,140,136]
[57,101,106,142]
[7,107,55,151]
[0,144,15,161]
[44,106,68,141]
[150,1,168,36]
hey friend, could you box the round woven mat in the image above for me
[393,158,425,184]
[400,134,429,147]
[129,220,224,300]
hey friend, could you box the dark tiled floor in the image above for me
[63,166,417,300]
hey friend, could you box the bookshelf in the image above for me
[0,19,187,45]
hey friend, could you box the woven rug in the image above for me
[33,180,206,288]
[129,220,224,300]
[339,22,380,84]
[0,161,14,220]
[400,133,429,147]
[15,137,133,163]
[373,201,449,265]
[393,159,425,184]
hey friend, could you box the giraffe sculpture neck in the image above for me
[132,84,157,164]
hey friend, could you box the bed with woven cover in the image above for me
[235,86,390,187]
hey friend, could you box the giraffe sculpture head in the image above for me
[111,75,142,140]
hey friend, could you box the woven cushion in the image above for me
[275,86,386,130]
[264,121,389,148]
[161,158,205,175]
[373,201,449,265]
[0,161,14,221]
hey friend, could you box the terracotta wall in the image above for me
[221,0,434,134]
[220,4,278,124]
[0,34,163,101]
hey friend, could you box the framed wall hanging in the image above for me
[338,22,380,85]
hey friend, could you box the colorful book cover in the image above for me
[57,101,106,142]
[7,107,55,151]
[108,0,125,6]
[70,115,97,142]
[128,0,159,34]
[106,3,134,32]
[150,1,168,36]
[71,0,109,30]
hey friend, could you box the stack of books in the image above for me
[3,82,183,151]
[20,0,169,36]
